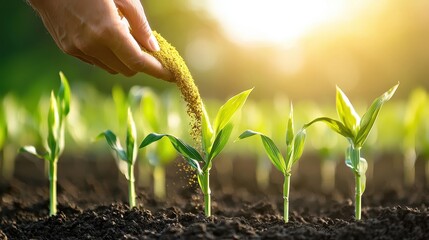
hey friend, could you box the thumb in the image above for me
[114,0,160,52]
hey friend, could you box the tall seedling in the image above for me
[20,72,71,216]
[238,104,306,223]
[304,83,399,220]
[140,89,252,216]
[98,108,138,208]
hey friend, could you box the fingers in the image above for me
[103,21,172,81]
[114,0,160,52]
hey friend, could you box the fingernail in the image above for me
[148,35,160,51]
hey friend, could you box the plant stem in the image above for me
[354,172,362,220]
[49,160,57,216]
[350,147,362,220]
[153,165,166,200]
[283,173,291,223]
[203,170,211,217]
[128,163,136,208]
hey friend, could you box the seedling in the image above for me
[138,87,182,200]
[140,89,252,216]
[98,108,138,208]
[20,72,71,216]
[304,83,399,220]
[238,104,306,223]
[402,88,427,186]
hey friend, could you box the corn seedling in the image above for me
[304,83,399,220]
[138,87,182,200]
[20,72,71,216]
[140,89,252,216]
[402,88,427,186]
[238,103,306,223]
[98,108,139,208]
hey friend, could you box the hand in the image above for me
[28,0,172,81]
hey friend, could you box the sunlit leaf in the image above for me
[213,88,252,134]
[304,117,353,140]
[126,108,138,164]
[208,123,233,161]
[58,71,71,117]
[112,85,128,125]
[239,130,286,173]
[356,83,399,147]
[292,129,306,165]
[139,133,203,162]
[286,103,294,147]
[140,88,160,131]
[336,86,360,136]
[47,91,59,159]
[98,130,128,162]
[201,104,214,154]
[19,146,48,160]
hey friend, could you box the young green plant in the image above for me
[304,83,399,220]
[237,103,306,223]
[402,88,427,186]
[98,108,138,208]
[138,88,182,200]
[140,89,252,217]
[20,72,71,216]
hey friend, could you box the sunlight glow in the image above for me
[206,0,371,45]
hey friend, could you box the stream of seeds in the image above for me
[149,31,202,145]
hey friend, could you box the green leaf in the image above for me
[286,103,294,147]
[58,71,71,117]
[304,117,353,139]
[126,108,138,164]
[20,146,48,160]
[99,130,128,162]
[238,130,286,173]
[355,83,399,147]
[213,88,252,134]
[140,88,160,131]
[336,86,360,136]
[47,91,59,159]
[358,158,368,193]
[201,104,214,155]
[140,133,203,162]
[112,85,128,125]
[208,123,234,161]
[184,156,203,174]
[292,129,306,165]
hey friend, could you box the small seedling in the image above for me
[402,88,427,186]
[98,108,138,208]
[20,72,71,216]
[304,83,399,220]
[237,103,306,223]
[140,89,252,217]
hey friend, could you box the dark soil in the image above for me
[1,152,428,239]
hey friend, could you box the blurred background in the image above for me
[2,0,429,103]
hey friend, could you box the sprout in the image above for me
[402,88,427,186]
[304,83,399,220]
[140,89,252,216]
[237,103,307,223]
[20,72,71,216]
[98,108,138,208]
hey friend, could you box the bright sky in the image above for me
[204,0,373,45]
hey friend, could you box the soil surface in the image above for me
[1,152,429,239]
